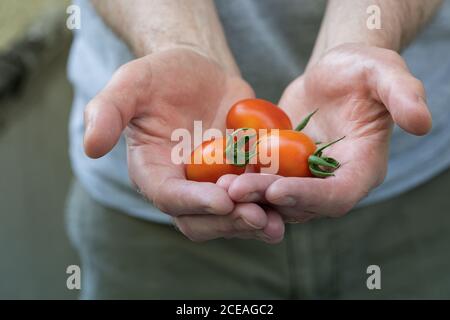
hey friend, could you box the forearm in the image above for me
[309,0,442,67]
[92,0,239,75]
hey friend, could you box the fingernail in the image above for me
[241,217,262,229]
[238,192,260,202]
[273,196,296,206]
[235,217,261,230]
[256,232,273,243]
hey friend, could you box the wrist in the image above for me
[307,0,403,69]
[307,29,400,70]
[307,40,397,71]
[145,41,241,77]
[94,0,241,76]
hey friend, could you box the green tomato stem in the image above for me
[314,136,345,156]
[295,109,318,131]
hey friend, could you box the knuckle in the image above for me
[381,49,404,66]
[115,63,132,78]
[410,78,426,95]
[114,61,147,90]
[383,48,401,60]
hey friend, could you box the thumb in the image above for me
[84,59,150,158]
[374,56,432,136]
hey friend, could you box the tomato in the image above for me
[226,99,292,132]
[185,137,245,183]
[187,101,342,182]
[256,130,317,177]
[255,131,343,178]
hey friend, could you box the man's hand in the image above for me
[84,48,284,242]
[86,0,285,243]
[223,0,441,224]
[225,43,431,222]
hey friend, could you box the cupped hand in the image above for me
[226,44,432,222]
[84,48,284,242]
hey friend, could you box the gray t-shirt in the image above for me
[68,0,450,222]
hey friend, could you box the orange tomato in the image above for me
[185,137,245,183]
[226,99,292,132]
[256,130,317,177]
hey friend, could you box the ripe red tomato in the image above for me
[226,99,292,132]
[256,130,317,177]
[185,137,245,183]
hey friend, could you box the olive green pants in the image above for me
[66,170,450,299]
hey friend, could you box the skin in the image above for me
[226,0,442,224]
[87,0,285,243]
[186,138,246,183]
[226,99,292,132]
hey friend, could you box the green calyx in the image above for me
[308,136,345,178]
[295,108,344,178]
[224,128,257,167]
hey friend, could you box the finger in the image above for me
[265,172,366,218]
[174,203,268,242]
[228,173,282,203]
[157,178,235,216]
[84,58,150,158]
[128,143,234,216]
[373,51,432,136]
[216,165,259,192]
[280,209,318,224]
[260,209,285,244]
[216,174,239,191]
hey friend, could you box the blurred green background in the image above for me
[0,0,78,299]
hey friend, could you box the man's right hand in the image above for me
[83,48,285,243]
